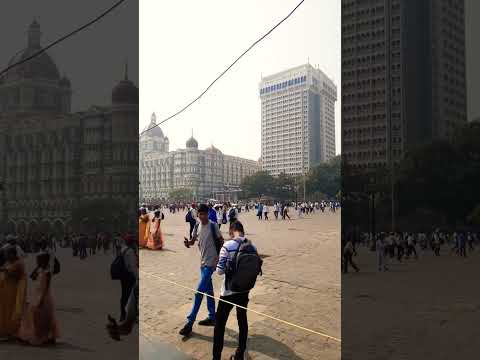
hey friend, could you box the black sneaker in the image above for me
[230,351,244,360]
[179,323,193,336]
[198,317,215,326]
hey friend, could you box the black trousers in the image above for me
[213,292,249,360]
[120,277,135,321]
[343,252,359,273]
[189,221,196,240]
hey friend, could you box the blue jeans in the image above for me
[186,266,216,325]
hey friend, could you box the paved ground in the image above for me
[343,243,480,360]
[140,209,341,360]
[1,247,137,360]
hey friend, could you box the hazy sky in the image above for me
[140,0,341,160]
[0,0,138,113]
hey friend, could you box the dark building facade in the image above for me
[342,0,467,169]
[0,21,138,235]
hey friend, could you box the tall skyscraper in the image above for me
[342,0,467,169]
[259,64,337,176]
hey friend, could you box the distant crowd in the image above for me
[342,229,480,273]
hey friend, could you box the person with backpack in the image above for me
[112,233,138,322]
[179,204,224,336]
[186,204,197,240]
[227,204,238,224]
[212,221,262,360]
[107,233,139,340]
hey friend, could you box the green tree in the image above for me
[168,188,193,202]
[241,171,276,199]
[274,172,297,200]
[71,198,128,232]
[392,121,480,227]
[305,155,341,198]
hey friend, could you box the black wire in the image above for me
[140,0,306,136]
[0,0,127,77]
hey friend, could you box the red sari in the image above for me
[146,218,163,250]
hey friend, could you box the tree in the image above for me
[241,171,276,199]
[305,155,341,198]
[273,172,297,200]
[391,121,480,228]
[168,188,193,202]
[70,198,128,232]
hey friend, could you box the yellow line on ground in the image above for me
[140,270,341,343]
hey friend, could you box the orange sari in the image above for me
[138,214,149,248]
[0,258,27,337]
[18,270,59,345]
[146,218,163,250]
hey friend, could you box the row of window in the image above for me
[260,75,307,95]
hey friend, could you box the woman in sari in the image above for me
[0,246,27,339]
[18,253,59,345]
[138,208,149,248]
[146,210,163,250]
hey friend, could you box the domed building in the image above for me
[0,20,71,114]
[140,112,169,155]
[0,21,138,236]
[140,126,260,203]
[186,135,199,150]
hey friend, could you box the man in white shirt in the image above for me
[376,235,388,272]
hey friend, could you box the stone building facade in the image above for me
[0,21,138,235]
[140,114,260,202]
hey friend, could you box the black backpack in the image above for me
[226,239,263,292]
[53,257,61,275]
[110,248,133,280]
[185,210,194,223]
[210,222,223,255]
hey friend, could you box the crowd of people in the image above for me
[342,229,479,273]
[138,197,337,359]
[0,228,140,346]
[253,200,340,221]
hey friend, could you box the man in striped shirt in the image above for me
[213,221,255,360]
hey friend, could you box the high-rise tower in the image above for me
[260,64,337,176]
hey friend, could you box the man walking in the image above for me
[186,204,197,240]
[343,237,359,273]
[273,203,279,220]
[213,221,260,360]
[376,234,388,272]
[119,233,138,321]
[180,204,224,336]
